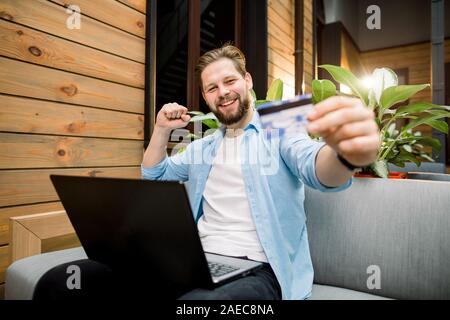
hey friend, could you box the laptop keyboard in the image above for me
[208,261,240,278]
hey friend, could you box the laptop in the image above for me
[50,175,263,298]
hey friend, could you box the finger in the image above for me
[308,107,374,135]
[169,108,182,119]
[308,96,362,121]
[326,120,379,145]
[180,114,191,122]
[337,134,381,155]
[172,106,187,118]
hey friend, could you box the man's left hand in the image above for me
[307,96,381,167]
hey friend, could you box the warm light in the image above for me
[362,76,374,89]
[340,84,352,94]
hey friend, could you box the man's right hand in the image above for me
[155,103,191,131]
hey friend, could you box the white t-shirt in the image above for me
[197,131,268,263]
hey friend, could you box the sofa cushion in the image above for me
[305,178,450,300]
[5,247,87,300]
[309,284,391,300]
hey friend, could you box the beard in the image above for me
[210,93,250,126]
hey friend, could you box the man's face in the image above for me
[201,58,253,126]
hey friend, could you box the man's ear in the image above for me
[245,72,253,90]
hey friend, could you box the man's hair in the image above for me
[195,44,247,91]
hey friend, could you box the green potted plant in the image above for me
[312,65,450,178]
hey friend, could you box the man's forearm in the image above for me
[315,145,354,187]
[142,126,171,168]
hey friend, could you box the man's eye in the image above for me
[226,79,236,84]
[208,87,217,93]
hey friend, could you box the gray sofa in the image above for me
[6,178,450,300]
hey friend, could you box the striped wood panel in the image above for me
[0,20,144,88]
[0,167,142,207]
[0,0,147,291]
[117,0,146,14]
[0,0,145,63]
[268,61,295,87]
[0,95,144,140]
[0,57,144,114]
[268,0,295,98]
[0,133,143,169]
[51,0,146,38]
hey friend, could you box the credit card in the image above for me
[257,94,314,138]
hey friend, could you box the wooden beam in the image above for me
[187,0,200,111]
[144,0,157,149]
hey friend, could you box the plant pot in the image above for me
[354,172,408,179]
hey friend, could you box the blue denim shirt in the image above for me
[141,111,351,299]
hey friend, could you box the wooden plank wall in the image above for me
[303,0,313,94]
[268,0,295,98]
[267,0,313,98]
[0,0,146,298]
[341,31,368,79]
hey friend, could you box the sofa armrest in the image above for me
[10,210,81,263]
[6,247,86,300]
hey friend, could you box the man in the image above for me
[141,45,380,300]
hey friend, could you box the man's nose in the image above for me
[217,84,230,96]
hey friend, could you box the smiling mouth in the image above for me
[218,98,237,108]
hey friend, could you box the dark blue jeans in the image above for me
[178,262,281,300]
[33,259,281,300]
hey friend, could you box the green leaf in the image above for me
[400,136,441,151]
[428,120,448,134]
[420,154,434,162]
[391,149,421,166]
[380,84,429,110]
[312,79,337,103]
[319,65,368,105]
[189,112,220,129]
[371,160,388,178]
[202,119,220,129]
[396,102,445,115]
[189,112,218,123]
[424,110,450,118]
[402,144,413,153]
[386,123,396,137]
[176,146,187,154]
[391,160,406,168]
[266,79,284,101]
[402,114,448,133]
[185,133,200,141]
[187,111,204,116]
